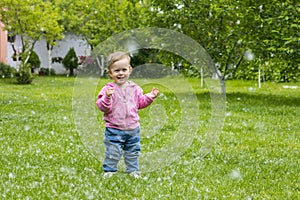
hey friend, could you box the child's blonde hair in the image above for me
[107,51,131,70]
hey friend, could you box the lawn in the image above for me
[0,76,299,199]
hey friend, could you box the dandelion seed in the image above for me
[226,112,232,116]
[230,169,242,180]
[9,172,15,179]
[175,4,184,9]
[25,125,30,131]
[248,87,255,92]
[244,50,255,61]
[259,5,263,12]
[242,108,248,112]
[86,193,94,200]
[61,167,67,173]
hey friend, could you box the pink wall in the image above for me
[0,21,8,64]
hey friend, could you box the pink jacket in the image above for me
[96,81,154,130]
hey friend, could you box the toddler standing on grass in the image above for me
[96,51,159,179]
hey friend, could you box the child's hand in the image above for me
[106,88,114,97]
[150,87,159,98]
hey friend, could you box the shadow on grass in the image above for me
[226,92,300,108]
[195,89,299,105]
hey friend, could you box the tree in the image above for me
[246,1,299,82]
[58,0,153,76]
[62,47,79,76]
[142,0,299,84]
[0,0,64,83]
[1,0,298,83]
[59,0,148,50]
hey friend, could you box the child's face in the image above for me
[108,57,132,86]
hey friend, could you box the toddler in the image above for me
[96,51,159,178]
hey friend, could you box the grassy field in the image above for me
[1,76,299,199]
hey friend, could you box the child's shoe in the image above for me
[103,172,116,179]
[129,171,141,179]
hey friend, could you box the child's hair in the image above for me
[107,51,131,70]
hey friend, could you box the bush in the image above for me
[27,51,41,72]
[0,62,16,78]
[62,47,78,76]
[15,63,34,84]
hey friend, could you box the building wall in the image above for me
[7,33,91,74]
[0,21,8,64]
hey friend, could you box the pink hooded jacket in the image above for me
[96,81,154,130]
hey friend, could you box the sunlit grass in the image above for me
[0,77,299,199]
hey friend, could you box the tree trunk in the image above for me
[220,78,226,94]
[48,49,52,76]
[69,68,74,76]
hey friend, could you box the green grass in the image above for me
[0,77,299,199]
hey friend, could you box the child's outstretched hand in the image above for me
[148,87,159,99]
[106,87,114,97]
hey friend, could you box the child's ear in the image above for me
[108,70,113,78]
[129,66,133,73]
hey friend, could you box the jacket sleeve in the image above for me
[96,87,112,113]
[137,87,154,109]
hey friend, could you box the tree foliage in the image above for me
[57,0,151,50]
[147,0,299,82]
[0,0,298,83]
[0,0,64,83]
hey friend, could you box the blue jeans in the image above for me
[103,127,140,173]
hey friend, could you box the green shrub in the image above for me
[62,47,78,76]
[0,62,16,78]
[27,51,41,72]
[15,63,34,84]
